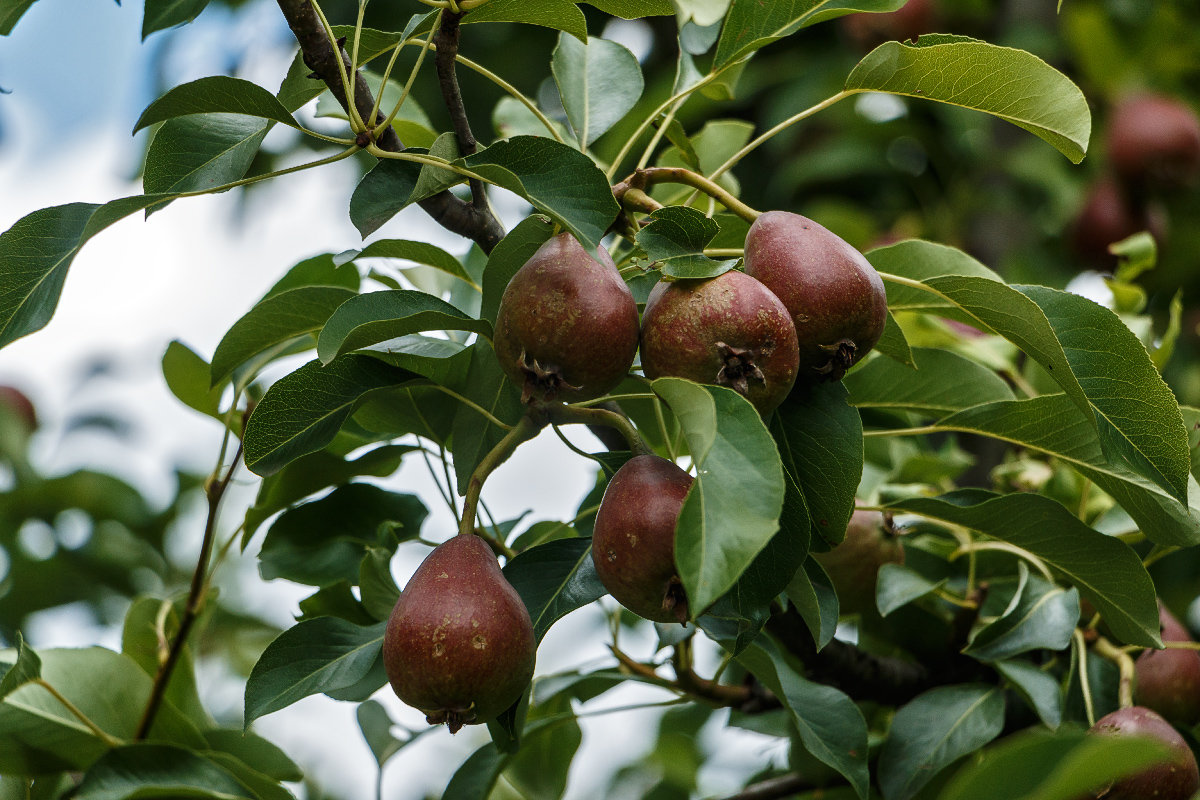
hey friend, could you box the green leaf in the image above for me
[143,113,269,197]
[886,492,1160,647]
[359,548,402,622]
[552,32,644,147]
[713,0,907,70]
[121,598,207,725]
[935,393,1200,547]
[450,341,526,495]
[869,239,1002,314]
[0,633,40,700]
[480,215,556,326]
[210,286,356,389]
[0,648,205,774]
[653,378,785,618]
[411,133,465,203]
[503,538,606,644]
[994,660,1062,730]
[162,340,224,420]
[845,37,1091,163]
[0,0,36,35]
[460,137,620,253]
[444,742,509,800]
[770,382,863,550]
[580,0,673,16]
[356,700,417,768]
[349,158,425,239]
[877,684,1006,800]
[874,308,916,367]
[244,618,386,725]
[201,730,301,783]
[460,0,587,41]
[963,570,1079,662]
[316,290,492,365]
[785,558,840,650]
[736,638,869,798]
[845,347,1014,416]
[134,76,298,133]
[260,484,427,587]
[75,744,255,800]
[353,239,475,289]
[937,727,1172,800]
[635,206,737,280]
[262,253,361,299]
[875,563,946,617]
[142,0,210,38]
[243,355,419,477]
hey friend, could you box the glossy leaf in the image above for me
[770,381,863,550]
[737,639,869,798]
[143,113,268,197]
[479,215,555,326]
[938,727,1172,800]
[964,572,1079,662]
[875,563,946,617]
[359,548,402,622]
[934,394,1200,547]
[713,0,907,69]
[877,684,1005,800]
[870,239,1002,314]
[353,239,475,288]
[121,598,207,724]
[874,308,916,368]
[0,0,35,35]
[142,0,210,38]
[581,0,673,17]
[450,341,525,495]
[503,537,606,643]
[634,206,737,280]
[460,0,587,41]
[243,355,419,477]
[211,286,356,388]
[653,378,785,617]
[460,137,620,253]
[316,290,491,365]
[244,618,386,725]
[994,660,1063,730]
[845,37,1091,163]
[552,32,644,146]
[785,558,839,650]
[162,340,224,420]
[75,744,255,800]
[349,157,425,238]
[356,700,418,768]
[201,730,301,784]
[886,492,1160,646]
[845,347,1014,416]
[0,633,40,700]
[260,484,427,587]
[134,76,298,133]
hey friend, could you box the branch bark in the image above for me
[275,0,504,253]
[433,11,487,210]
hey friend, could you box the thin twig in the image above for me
[433,11,487,209]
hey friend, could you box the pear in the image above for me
[1135,604,1200,726]
[1087,706,1200,799]
[382,535,535,732]
[811,509,904,616]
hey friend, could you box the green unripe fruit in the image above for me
[812,509,903,616]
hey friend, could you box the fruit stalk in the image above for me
[458,413,546,538]
[1094,635,1137,708]
[544,403,650,456]
[620,167,761,223]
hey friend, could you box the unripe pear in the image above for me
[494,233,639,403]
[811,509,903,616]
[743,211,888,382]
[1135,605,1200,727]
[639,270,800,416]
[592,455,694,624]
[382,535,535,732]
[1087,706,1200,800]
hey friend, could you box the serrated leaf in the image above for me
[243,355,419,476]
[134,76,299,133]
[143,113,269,198]
[503,538,606,643]
[552,32,644,147]
[714,0,907,70]
[845,347,1013,416]
[736,638,869,798]
[211,286,356,388]
[74,744,255,800]
[635,206,736,280]
[260,484,427,587]
[845,36,1091,163]
[480,215,556,326]
[162,340,224,419]
[316,290,491,365]
[142,0,211,38]
[875,563,945,617]
[653,378,785,617]
[994,660,1062,730]
[460,0,587,41]
[886,492,1160,647]
[879,685,1005,800]
[244,618,386,725]
[460,137,620,253]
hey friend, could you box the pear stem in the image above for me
[1094,635,1137,708]
[545,403,650,456]
[620,167,761,223]
[458,414,545,538]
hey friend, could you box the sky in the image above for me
[0,2,782,798]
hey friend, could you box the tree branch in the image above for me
[275,0,504,252]
[433,11,487,210]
